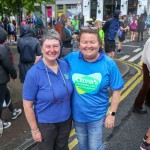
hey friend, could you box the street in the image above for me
[0,33,149,150]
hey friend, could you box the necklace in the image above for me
[44,61,70,104]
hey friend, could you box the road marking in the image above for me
[69,138,78,149]
[116,44,139,47]
[133,48,142,52]
[119,55,130,60]
[69,129,75,137]
[138,61,143,66]
[128,51,143,62]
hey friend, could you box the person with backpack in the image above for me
[103,10,122,58]
[117,16,129,54]
[130,16,137,41]
[17,24,41,83]
[7,20,15,45]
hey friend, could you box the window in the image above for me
[58,5,63,10]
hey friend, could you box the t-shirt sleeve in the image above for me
[109,61,124,90]
[23,71,38,101]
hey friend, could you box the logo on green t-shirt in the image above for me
[72,73,102,94]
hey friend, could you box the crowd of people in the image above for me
[0,10,150,150]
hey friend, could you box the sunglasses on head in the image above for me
[80,26,98,32]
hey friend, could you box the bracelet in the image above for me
[31,128,40,135]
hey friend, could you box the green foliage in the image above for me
[0,0,55,15]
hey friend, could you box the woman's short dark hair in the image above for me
[41,29,62,46]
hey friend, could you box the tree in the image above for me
[0,0,55,16]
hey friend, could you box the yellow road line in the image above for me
[69,138,78,150]
[138,61,143,66]
[69,129,75,137]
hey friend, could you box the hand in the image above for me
[32,130,43,142]
[104,114,115,128]
[72,34,77,39]
[34,56,41,64]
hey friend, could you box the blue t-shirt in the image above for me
[65,51,124,122]
[23,59,73,123]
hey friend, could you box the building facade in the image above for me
[82,0,148,23]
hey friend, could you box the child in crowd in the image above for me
[95,20,105,49]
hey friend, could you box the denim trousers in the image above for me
[74,118,105,150]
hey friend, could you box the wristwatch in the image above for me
[109,111,116,116]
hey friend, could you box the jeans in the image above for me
[74,118,105,150]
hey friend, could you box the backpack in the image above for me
[105,18,119,41]
[20,44,35,63]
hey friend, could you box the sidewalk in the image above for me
[0,47,130,150]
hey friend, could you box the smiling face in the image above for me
[79,33,100,62]
[41,39,60,63]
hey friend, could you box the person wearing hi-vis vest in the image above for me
[72,15,80,32]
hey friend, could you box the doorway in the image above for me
[90,0,97,21]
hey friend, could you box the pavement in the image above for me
[0,46,130,150]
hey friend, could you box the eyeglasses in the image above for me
[80,26,98,32]
[43,45,60,50]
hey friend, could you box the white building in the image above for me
[82,0,148,23]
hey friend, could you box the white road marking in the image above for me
[133,48,142,52]
[119,55,130,60]
[116,44,139,47]
[128,51,143,62]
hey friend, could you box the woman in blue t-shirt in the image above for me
[64,26,124,150]
[23,29,73,150]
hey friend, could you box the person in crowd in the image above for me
[95,20,105,49]
[21,18,26,26]
[7,20,15,45]
[130,16,137,41]
[52,17,56,26]
[64,26,124,150]
[137,38,150,150]
[3,87,22,120]
[133,38,150,114]
[137,15,145,42]
[117,16,129,54]
[80,15,84,27]
[61,18,77,57]
[72,15,80,32]
[146,15,150,35]
[0,27,21,129]
[17,24,41,83]
[46,15,51,27]
[103,10,122,58]
[3,17,9,31]
[0,20,4,28]
[12,20,17,44]
[23,29,73,150]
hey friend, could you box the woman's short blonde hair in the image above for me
[94,20,102,26]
